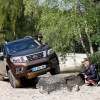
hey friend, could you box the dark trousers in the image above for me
[86,76,100,82]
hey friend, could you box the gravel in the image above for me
[0,74,100,100]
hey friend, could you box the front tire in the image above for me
[8,70,22,88]
[50,66,60,75]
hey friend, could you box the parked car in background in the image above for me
[0,36,60,88]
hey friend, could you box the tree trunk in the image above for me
[84,21,94,54]
[78,24,89,55]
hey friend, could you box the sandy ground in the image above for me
[0,74,100,100]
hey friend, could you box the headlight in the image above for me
[47,49,54,55]
[10,56,28,63]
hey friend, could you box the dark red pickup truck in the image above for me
[0,37,60,88]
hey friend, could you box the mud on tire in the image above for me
[8,70,22,88]
[50,66,60,75]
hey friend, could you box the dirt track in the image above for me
[0,73,100,100]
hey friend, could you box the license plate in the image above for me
[31,65,46,72]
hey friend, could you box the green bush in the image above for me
[88,52,100,65]
[88,52,100,74]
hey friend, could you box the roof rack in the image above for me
[24,36,32,38]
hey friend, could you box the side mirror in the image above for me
[0,52,4,60]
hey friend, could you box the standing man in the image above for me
[79,58,100,86]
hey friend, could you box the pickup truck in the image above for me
[0,37,60,88]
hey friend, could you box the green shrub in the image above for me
[88,52,100,65]
[88,52,100,74]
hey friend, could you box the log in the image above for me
[36,73,85,94]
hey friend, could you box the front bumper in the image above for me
[27,67,50,79]
[8,53,59,79]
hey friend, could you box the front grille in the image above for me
[26,52,44,61]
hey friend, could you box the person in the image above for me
[35,34,43,44]
[79,58,100,86]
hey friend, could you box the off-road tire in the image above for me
[50,66,60,75]
[8,70,22,88]
[0,75,4,81]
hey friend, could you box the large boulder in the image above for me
[36,73,84,94]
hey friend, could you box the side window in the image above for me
[3,46,7,56]
[0,44,6,56]
[0,45,3,52]
[0,46,1,52]
[0,44,4,60]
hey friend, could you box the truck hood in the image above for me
[9,44,51,57]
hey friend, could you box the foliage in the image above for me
[0,0,100,55]
[88,52,100,74]
[88,52,100,65]
[38,0,100,54]
[0,0,24,40]
[91,35,100,45]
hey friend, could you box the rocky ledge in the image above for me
[36,73,85,94]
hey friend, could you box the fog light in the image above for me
[16,67,24,74]
[51,58,57,64]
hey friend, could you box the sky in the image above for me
[38,0,73,10]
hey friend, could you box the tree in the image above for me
[0,0,24,40]
[76,0,100,54]
[0,0,99,55]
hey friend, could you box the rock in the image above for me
[72,85,80,92]
[36,73,84,94]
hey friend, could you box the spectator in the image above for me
[79,58,100,86]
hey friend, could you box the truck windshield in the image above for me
[5,39,41,55]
